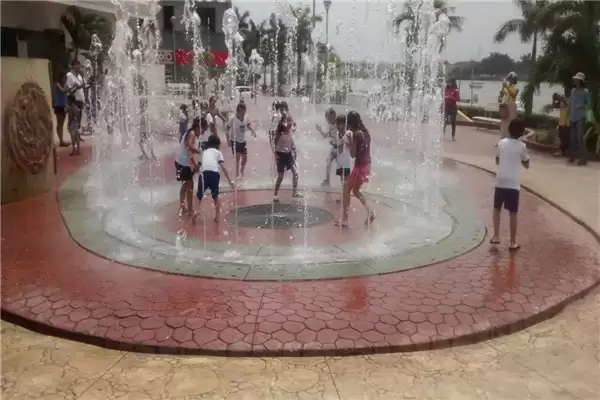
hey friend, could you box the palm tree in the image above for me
[494,0,549,116]
[289,5,322,92]
[61,6,112,62]
[233,6,251,36]
[524,0,600,150]
[394,0,464,50]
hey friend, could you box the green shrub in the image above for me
[457,105,558,130]
[534,129,558,145]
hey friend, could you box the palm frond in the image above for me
[494,18,525,43]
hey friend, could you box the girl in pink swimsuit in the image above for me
[336,111,375,227]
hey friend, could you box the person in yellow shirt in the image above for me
[554,94,570,157]
[498,72,519,139]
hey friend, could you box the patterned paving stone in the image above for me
[1,143,599,356]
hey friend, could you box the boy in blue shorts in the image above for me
[193,135,235,223]
[490,119,530,251]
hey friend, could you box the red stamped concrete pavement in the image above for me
[1,144,600,356]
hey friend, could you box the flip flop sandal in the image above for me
[334,220,349,228]
[292,193,303,198]
[509,244,521,251]
[489,239,501,245]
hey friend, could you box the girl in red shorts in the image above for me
[336,111,375,227]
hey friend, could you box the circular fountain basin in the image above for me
[58,160,485,281]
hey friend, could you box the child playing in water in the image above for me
[225,102,256,179]
[178,104,189,142]
[272,102,302,202]
[175,118,202,217]
[336,111,375,227]
[334,114,352,202]
[193,134,235,223]
[138,98,157,160]
[490,119,530,251]
[208,95,227,137]
[316,108,338,187]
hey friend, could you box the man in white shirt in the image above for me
[65,60,86,155]
[490,119,530,251]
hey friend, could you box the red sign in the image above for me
[175,49,192,65]
[209,51,228,66]
[172,50,228,66]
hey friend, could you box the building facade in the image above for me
[157,0,231,83]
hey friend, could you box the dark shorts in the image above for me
[231,141,247,155]
[336,167,351,178]
[493,187,520,213]
[197,170,220,200]
[275,151,295,173]
[175,161,193,182]
[54,106,66,115]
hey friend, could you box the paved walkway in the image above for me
[2,126,599,399]
[445,127,600,236]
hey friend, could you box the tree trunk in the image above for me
[524,33,537,117]
[296,50,302,93]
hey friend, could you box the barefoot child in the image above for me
[174,118,202,217]
[334,114,352,202]
[337,111,375,227]
[272,103,302,202]
[225,102,256,179]
[316,108,338,186]
[194,135,235,222]
[208,95,227,136]
[138,98,157,160]
[490,118,530,251]
[178,104,189,142]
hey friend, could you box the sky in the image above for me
[232,0,532,63]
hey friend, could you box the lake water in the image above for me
[350,78,558,115]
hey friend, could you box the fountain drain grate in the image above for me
[226,203,333,229]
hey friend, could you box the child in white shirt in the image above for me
[193,135,235,223]
[490,119,530,251]
[316,108,338,186]
[225,102,256,179]
[138,98,156,160]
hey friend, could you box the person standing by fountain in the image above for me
[208,96,227,137]
[193,135,235,223]
[65,60,86,156]
[138,98,156,161]
[316,108,338,186]
[334,114,352,203]
[178,104,189,142]
[225,102,256,180]
[567,72,590,166]
[498,72,519,140]
[336,111,375,227]
[53,71,69,147]
[272,103,302,202]
[443,78,460,140]
[175,118,202,217]
[490,119,530,251]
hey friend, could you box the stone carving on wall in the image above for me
[4,82,53,175]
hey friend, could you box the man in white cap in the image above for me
[567,72,590,165]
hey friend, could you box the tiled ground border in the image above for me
[2,153,600,356]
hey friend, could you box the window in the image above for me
[1,28,18,57]
[197,8,216,32]
[163,5,174,30]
